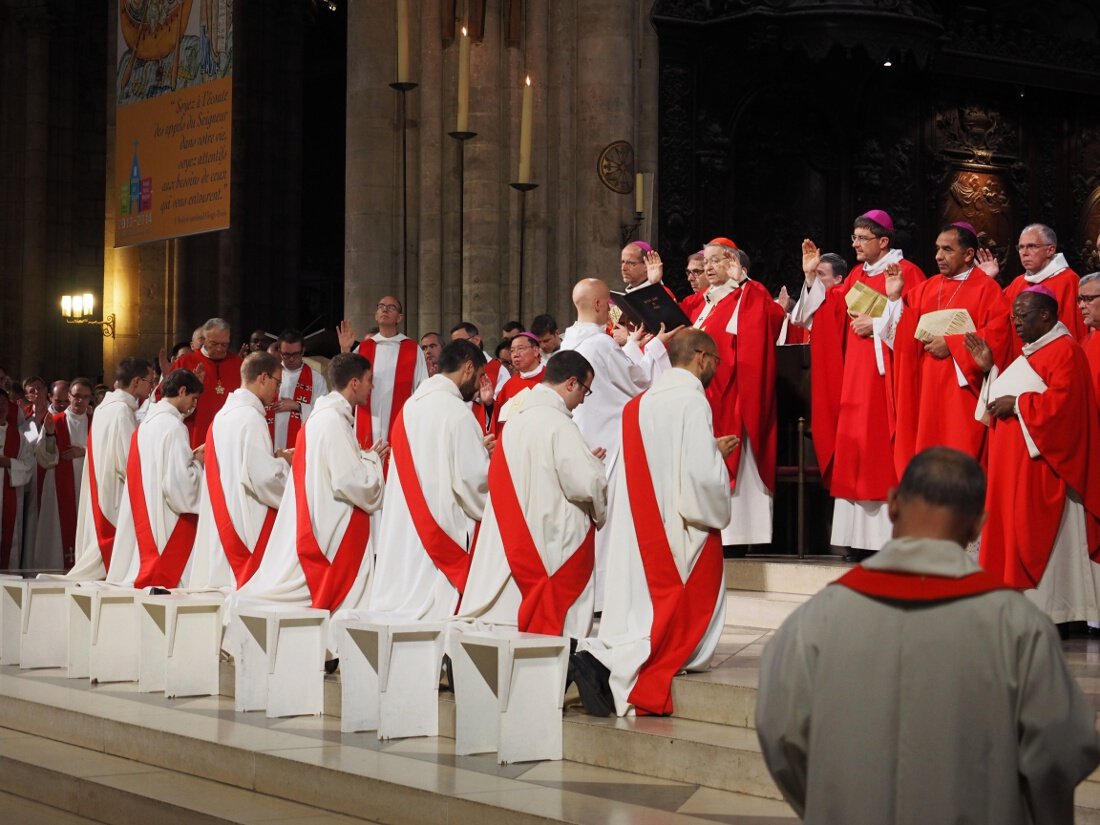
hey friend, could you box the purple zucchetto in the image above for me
[860,209,895,233]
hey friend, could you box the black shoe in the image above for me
[324,658,339,675]
[569,651,614,717]
[842,549,876,564]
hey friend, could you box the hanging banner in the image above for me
[113,0,234,247]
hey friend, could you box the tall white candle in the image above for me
[457,27,470,132]
[518,76,533,183]
[396,0,409,82]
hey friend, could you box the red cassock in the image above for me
[170,351,243,449]
[808,261,925,497]
[979,335,1100,588]
[1003,269,1087,354]
[696,282,786,492]
[488,367,545,436]
[892,271,1012,478]
[782,323,809,345]
[1086,332,1100,406]
[680,292,706,320]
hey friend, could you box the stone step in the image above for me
[723,589,808,629]
[0,725,377,825]
[724,557,848,596]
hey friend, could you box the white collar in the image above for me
[861,248,903,276]
[1022,321,1071,357]
[1024,252,1069,284]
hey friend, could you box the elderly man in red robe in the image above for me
[693,237,786,547]
[167,317,243,448]
[884,222,1012,476]
[1080,271,1100,404]
[969,286,1100,628]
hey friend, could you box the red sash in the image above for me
[127,430,199,588]
[487,437,595,635]
[621,394,724,716]
[1,407,20,568]
[266,364,314,447]
[84,421,118,571]
[355,338,419,448]
[204,427,277,588]
[833,565,1009,602]
[51,413,79,568]
[390,410,474,595]
[292,427,372,611]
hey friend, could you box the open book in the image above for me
[914,308,975,342]
[610,283,692,333]
[845,281,887,318]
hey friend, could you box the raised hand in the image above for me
[801,239,821,280]
[158,347,172,376]
[975,247,1000,279]
[656,322,684,346]
[884,262,905,300]
[776,286,791,312]
[963,332,994,373]
[644,250,664,285]
[336,319,356,353]
[370,438,391,464]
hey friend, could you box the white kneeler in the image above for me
[450,628,570,764]
[337,620,446,737]
[233,605,328,718]
[137,593,224,697]
[70,587,143,684]
[0,579,69,669]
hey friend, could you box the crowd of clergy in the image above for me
[1,209,1099,731]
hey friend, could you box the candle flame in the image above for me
[525,75,531,86]
[462,26,467,36]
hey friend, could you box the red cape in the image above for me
[1004,269,1087,355]
[1086,332,1100,407]
[489,368,545,436]
[892,271,1012,479]
[170,351,242,449]
[979,335,1100,588]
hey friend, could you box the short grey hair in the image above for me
[1020,223,1057,247]
[202,317,231,335]
[1080,272,1100,288]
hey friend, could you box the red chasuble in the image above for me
[170,351,243,449]
[292,428,371,611]
[834,565,1009,601]
[488,367,545,436]
[47,412,80,568]
[979,336,1100,589]
[126,431,199,589]
[696,281,786,492]
[680,291,706,320]
[892,270,1012,479]
[204,429,276,588]
[1085,332,1100,406]
[266,364,314,448]
[0,406,20,568]
[389,410,474,596]
[1004,269,1087,353]
[84,421,117,571]
[355,338,418,448]
[621,395,723,716]
[808,261,925,497]
[485,435,595,635]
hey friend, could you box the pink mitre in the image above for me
[949,221,978,237]
[860,209,894,233]
[1022,284,1057,302]
[630,241,653,254]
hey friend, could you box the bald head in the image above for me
[572,278,612,325]
[668,328,715,368]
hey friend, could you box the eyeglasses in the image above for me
[851,234,878,243]
[704,256,728,266]
[1078,294,1100,304]
[1010,310,1040,322]
[376,303,400,312]
[510,344,534,353]
[1016,243,1051,252]
[577,380,593,397]
[686,268,705,276]
[280,349,304,358]
[694,348,721,364]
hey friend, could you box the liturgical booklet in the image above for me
[610,284,692,333]
[844,281,887,318]
[974,356,1048,423]
[914,308,976,342]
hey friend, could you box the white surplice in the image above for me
[271,364,328,451]
[51,390,140,582]
[452,384,608,640]
[577,368,730,715]
[227,392,385,625]
[106,400,204,588]
[363,333,429,443]
[31,409,89,570]
[337,374,488,624]
[186,388,289,591]
[0,418,34,569]
[756,536,1100,824]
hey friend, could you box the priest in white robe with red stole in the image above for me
[58,359,154,582]
[106,370,205,589]
[32,378,94,570]
[228,353,385,628]
[693,238,786,546]
[560,278,673,609]
[454,350,608,640]
[756,448,1100,824]
[0,389,34,569]
[340,296,428,450]
[971,288,1100,624]
[187,353,291,591]
[338,340,491,623]
[268,330,329,452]
[573,330,736,717]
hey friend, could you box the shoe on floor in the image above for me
[570,651,614,717]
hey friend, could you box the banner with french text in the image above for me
[113,0,233,247]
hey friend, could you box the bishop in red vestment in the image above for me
[1078,273,1100,405]
[1000,223,1087,351]
[168,318,242,449]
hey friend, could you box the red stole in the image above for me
[84,422,118,571]
[486,436,595,635]
[50,413,80,568]
[127,430,199,588]
[204,428,277,588]
[390,410,474,595]
[266,364,314,448]
[355,338,419,448]
[292,427,372,611]
[621,394,724,716]
[0,407,20,568]
[834,565,1009,601]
